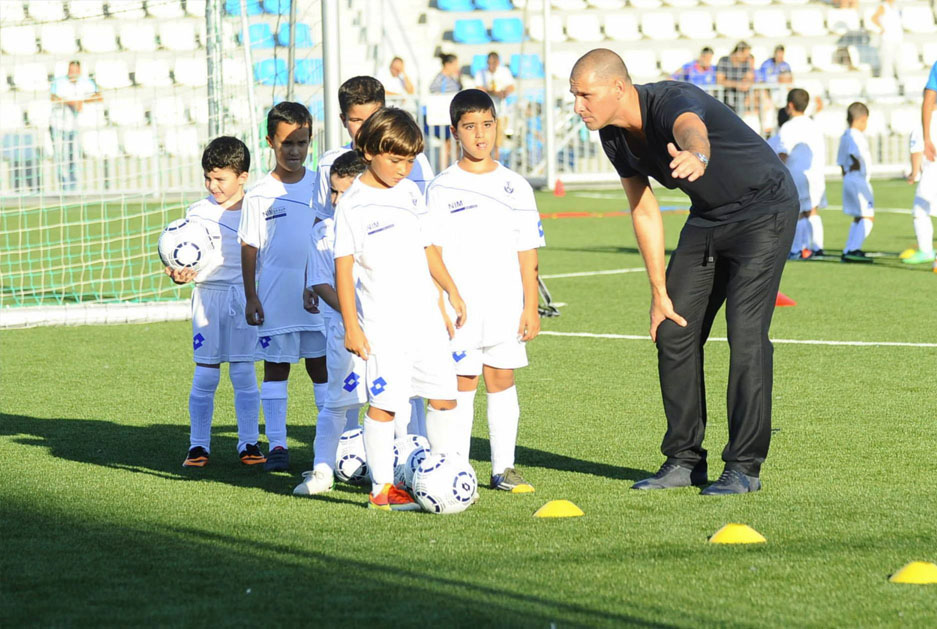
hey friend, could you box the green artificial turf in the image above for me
[2,180,935,627]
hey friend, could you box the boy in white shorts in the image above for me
[426,89,545,492]
[334,107,466,511]
[837,102,875,263]
[294,151,369,496]
[240,102,327,472]
[903,117,937,266]
[166,137,264,468]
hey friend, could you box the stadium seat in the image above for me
[308,98,325,120]
[827,77,863,105]
[223,58,248,85]
[624,50,659,81]
[783,44,809,75]
[438,0,475,10]
[630,0,662,8]
[107,98,147,126]
[119,22,158,52]
[453,19,490,44]
[565,14,603,42]
[76,102,107,129]
[188,97,209,124]
[864,77,902,104]
[715,10,753,39]
[528,14,565,42]
[151,96,187,126]
[277,22,314,48]
[295,58,324,84]
[0,104,23,131]
[0,67,8,93]
[510,54,544,79]
[752,9,790,38]
[241,23,275,48]
[263,0,291,14]
[173,58,207,87]
[549,51,578,79]
[901,74,929,102]
[826,8,860,35]
[12,63,49,92]
[225,0,262,15]
[738,0,771,5]
[227,98,252,123]
[809,44,841,72]
[700,0,734,6]
[901,5,937,34]
[921,42,937,68]
[552,0,587,8]
[492,18,524,43]
[121,128,157,158]
[40,23,78,55]
[27,0,65,21]
[147,0,185,18]
[660,47,694,76]
[163,126,200,157]
[0,25,37,55]
[68,0,104,18]
[640,12,678,40]
[253,58,288,85]
[898,42,924,71]
[587,0,626,8]
[663,0,698,7]
[80,23,119,53]
[476,0,515,9]
[865,110,887,137]
[889,106,918,135]
[93,60,132,89]
[1,2,26,24]
[135,59,173,87]
[470,54,488,76]
[160,20,198,51]
[186,0,206,16]
[25,100,51,128]
[790,8,827,37]
[678,10,716,40]
[775,0,808,5]
[108,0,146,19]
[604,13,641,42]
[82,128,121,158]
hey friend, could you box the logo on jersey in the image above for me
[343,372,360,392]
[452,351,467,362]
[193,333,205,350]
[504,181,514,194]
[370,377,388,396]
[264,206,287,221]
[411,194,419,207]
[259,336,271,348]
[366,221,395,235]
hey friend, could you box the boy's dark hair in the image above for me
[700,47,713,55]
[847,101,870,125]
[786,88,809,113]
[355,107,424,158]
[338,76,385,116]
[439,53,457,66]
[449,88,496,127]
[266,101,312,137]
[330,150,367,180]
[777,106,790,129]
[202,136,250,175]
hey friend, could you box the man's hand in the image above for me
[448,292,466,329]
[344,325,371,360]
[849,155,861,172]
[245,296,264,326]
[302,287,320,314]
[164,266,196,285]
[667,143,706,182]
[517,307,540,342]
[925,138,936,162]
[649,292,687,342]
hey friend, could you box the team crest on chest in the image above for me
[504,181,514,194]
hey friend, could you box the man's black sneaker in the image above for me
[701,469,762,495]
[263,446,290,472]
[631,461,708,490]
[842,250,873,263]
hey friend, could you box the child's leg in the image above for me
[408,397,427,436]
[313,404,357,473]
[363,406,396,496]
[482,366,519,476]
[913,212,934,253]
[846,216,874,252]
[228,361,260,453]
[261,361,290,450]
[393,399,412,439]
[791,212,809,255]
[449,375,478,465]
[344,407,360,431]
[807,207,824,252]
[304,355,328,411]
[189,364,221,452]
[425,398,459,461]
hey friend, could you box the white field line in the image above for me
[540,330,937,348]
[541,267,645,279]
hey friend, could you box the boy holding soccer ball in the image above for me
[425,89,545,492]
[165,136,265,468]
[334,107,465,511]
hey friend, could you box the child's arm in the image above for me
[241,244,263,325]
[164,266,197,285]
[336,255,370,360]
[313,283,340,312]
[425,245,466,329]
[908,152,923,184]
[517,248,540,342]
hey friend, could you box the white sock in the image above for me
[845,222,860,253]
[488,386,520,475]
[425,404,457,456]
[313,382,327,412]
[229,362,259,453]
[408,397,427,437]
[393,400,411,439]
[344,407,360,431]
[188,366,220,451]
[791,217,808,254]
[913,215,934,253]
[857,218,873,249]
[363,415,395,495]
[312,406,346,469]
[453,389,477,464]
[807,214,824,250]
[261,380,288,450]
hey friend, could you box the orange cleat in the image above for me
[368,483,421,511]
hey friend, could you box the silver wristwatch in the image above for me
[694,152,709,169]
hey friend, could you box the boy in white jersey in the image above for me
[837,102,875,263]
[777,89,827,260]
[239,102,327,472]
[165,137,264,468]
[294,151,369,496]
[902,118,937,266]
[426,89,545,492]
[334,108,466,511]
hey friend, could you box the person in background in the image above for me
[759,45,793,85]
[474,52,516,157]
[378,56,415,97]
[671,47,716,87]
[430,53,463,167]
[716,42,755,115]
[49,60,101,191]
[871,0,903,79]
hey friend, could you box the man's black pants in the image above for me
[655,208,797,477]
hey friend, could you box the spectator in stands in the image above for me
[759,46,793,85]
[430,53,462,167]
[474,51,515,157]
[871,0,903,79]
[758,45,794,134]
[50,60,101,191]
[716,42,755,116]
[671,47,716,87]
[377,56,415,97]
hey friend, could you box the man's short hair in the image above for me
[338,76,386,116]
[487,51,499,60]
[355,107,424,158]
[774,44,785,53]
[330,150,367,180]
[847,101,870,124]
[266,101,311,137]
[391,56,403,64]
[701,47,714,55]
[450,88,496,127]
[733,41,751,53]
[786,88,810,113]
[68,60,80,67]
[202,136,250,175]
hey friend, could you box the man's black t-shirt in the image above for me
[600,81,797,226]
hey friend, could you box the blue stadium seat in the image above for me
[254,58,288,85]
[470,54,489,76]
[225,0,262,15]
[277,23,313,48]
[510,54,544,79]
[475,0,514,10]
[308,98,325,120]
[438,0,475,10]
[453,19,490,44]
[491,17,524,42]
[241,23,275,48]
[263,0,290,14]
[294,58,323,85]
[523,88,545,104]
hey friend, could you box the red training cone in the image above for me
[775,292,796,307]
[554,179,565,197]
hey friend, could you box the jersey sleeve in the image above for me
[514,181,544,251]
[237,194,264,249]
[409,154,435,193]
[776,122,793,155]
[600,127,637,179]
[926,61,937,92]
[654,91,707,141]
[332,203,359,259]
[312,162,333,220]
[836,133,854,169]
[310,224,336,287]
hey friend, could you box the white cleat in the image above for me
[293,469,334,496]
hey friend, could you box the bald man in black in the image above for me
[570,49,797,494]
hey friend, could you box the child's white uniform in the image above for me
[776,115,827,212]
[238,169,325,362]
[313,146,434,221]
[333,177,456,412]
[187,197,257,363]
[837,128,874,218]
[910,126,937,217]
[426,163,545,374]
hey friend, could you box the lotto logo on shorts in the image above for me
[452,351,467,363]
[192,333,205,350]
[343,372,360,392]
[259,336,271,348]
[370,377,387,396]
[537,220,544,238]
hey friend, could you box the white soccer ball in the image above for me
[157,217,215,271]
[395,445,430,490]
[334,428,369,484]
[412,453,478,515]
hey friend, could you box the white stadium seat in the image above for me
[827,8,860,35]
[700,0,734,6]
[889,107,918,135]
[0,104,24,131]
[809,44,841,72]
[188,97,209,124]
[640,12,678,41]
[898,42,923,71]
[678,10,716,40]
[160,20,198,51]
[27,0,65,22]
[82,129,121,158]
[186,0,206,16]
[864,111,887,137]
[164,126,200,157]
[549,51,578,79]
[901,5,937,34]
[40,23,78,55]
[566,14,604,42]
[864,77,902,104]
[26,100,52,128]
[108,0,146,19]
[901,75,929,101]
[147,0,185,18]
[784,44,809,75]
[630,0,663,8]
[0,67,8,93]
[151,96,187,126]
[791,78,825,101]
[12,62,50,92]
[790,8,827,37]
[664,0,698,8]
[76,103,107,129]
[107,99,147,127]
[119,22,158,52]
[776,0,808,5]
[587,0,626,8]
[226,98,251,123]
[68,0,105,19]
[80,23,119,53]
[93,60,132,89]
[121,128,157,158]
[921,42,937,66]
[1,2,26,24]
[739,0,771,5]
[752,9,790,38]
[715,10,753,39]
[0,25,38,55]
[173,58,207,87]
[528,14,566,43]
[134,59,173,87]
[552,0,586,8]
[659,48,694,76]
[814,109,845,138]
[827,77,863,104]
[604,13,641,42]
[624,50,659,80]
[222,58,248,85]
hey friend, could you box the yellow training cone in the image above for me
[533,500,584,518]
[709,523,767,544]
[889,561,937,584]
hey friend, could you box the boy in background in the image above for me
[903,117,936,267]
[426,89,545,492]
[166,137,264,468]
[239,102,327,472]
[837,102,875,263]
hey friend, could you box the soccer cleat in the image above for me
[701,469,762,495]
[841,250,873,263]
[239,443,266,465]
[631,461,708,490]
[263,446,290,472]
[183,446,209,468]
[800,248,814,260]
[293,469,334,496]
[810,248,825,259]
[787,251,805,261]
[902,250,936,265]
[368,483,421,511]
[899,247,917,259]
[490,467,535,493]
